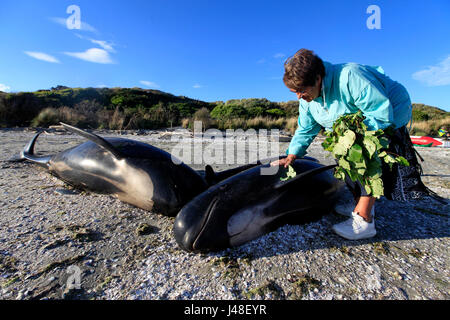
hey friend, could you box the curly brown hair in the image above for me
[283,49,325,91]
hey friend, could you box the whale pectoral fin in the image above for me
[273,164,337,190]
[60,122,125,159]
[204,165,216,186]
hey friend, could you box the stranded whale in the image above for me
[19,123,208,216]
[174,159,341,252]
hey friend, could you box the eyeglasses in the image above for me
[290,87,313,95]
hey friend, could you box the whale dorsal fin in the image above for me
[60,122,125,159]
[274,164,336,190]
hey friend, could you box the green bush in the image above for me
[210,104,248,119]
[247,106,265,118]
[193,107,214,131]
[412,109,429,121]
[31,108,60,127]
[265,108,286,118]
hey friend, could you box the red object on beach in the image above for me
[410,136,443,147]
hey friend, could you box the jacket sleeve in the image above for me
[347,68,395,130]
[286,102,321,158]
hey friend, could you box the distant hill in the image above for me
[411,103,449,121]
[410,103,450,136]
[0,86,448,132]
[0,86,211,128]
[0,86,297,129]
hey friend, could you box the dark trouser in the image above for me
[344,173,369,200]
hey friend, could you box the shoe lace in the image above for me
[350,213,365,229]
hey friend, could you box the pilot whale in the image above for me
[174,159,341,252]
[19,123,208,216]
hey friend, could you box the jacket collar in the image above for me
[312,61,333,109]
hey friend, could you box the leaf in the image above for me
[395,156,410,166]
[346,169,358,182]
[383,154,397,164]
[369,178,384,198]
[279,165,297,181]
[338,158,351,171]
[334,169,346,181]
[354,159,367,169]
[360,121,368,131]
[379,136,390,149]
[367,159,382,179]
[363,136,377,159]
[347,144,363,162]
[357,168,366,175]
[333,129,355,157]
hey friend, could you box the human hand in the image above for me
[270,154,297,168]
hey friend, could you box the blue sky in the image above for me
[0,0,449,110]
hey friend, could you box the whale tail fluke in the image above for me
[20,131,52,168]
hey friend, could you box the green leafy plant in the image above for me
[321,111,409,198]
[280,165,297,181]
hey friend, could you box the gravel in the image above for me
[0,127,448,300]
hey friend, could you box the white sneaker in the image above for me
[332,212,376,240]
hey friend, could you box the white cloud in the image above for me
[24,51,60,63]
[193,84,202,89]
[140,81,160,88]
[75,34,116,52]
[0,84,11,92]
[64,48,114,64]
[412,55,450,86]
[90,39,115,53]
[273,53,286,59]
[49,17,98,33]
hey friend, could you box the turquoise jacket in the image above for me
[287,61,412,157]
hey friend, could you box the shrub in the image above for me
[265,108,286,118]
[193,107,214,131]
[210,104,247,119]
[412,109,429,121]
[109,106,125,130]
[181,118,190,129]
[247,106,265,118]
[284,117,298,135]
[277,100,299,117]
[31,108,61,127]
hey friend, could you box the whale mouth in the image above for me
[192,196,219,250]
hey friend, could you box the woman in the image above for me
[272,48,429,240]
